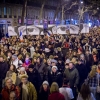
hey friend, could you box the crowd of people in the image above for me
[0,27,100,100]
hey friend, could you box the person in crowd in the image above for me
[9,91,17,100]
[49,66,63,87]
[0,56,8,92]
[11,54,23,69]
[18,67,27,78]
[22,54,31,69]
[47,59,52,72]
[96,62,100,100]
[35,57,46,82]
[59,79,74,100]
[48,82,65,100]
[77,83,96,100]
[76,59,88,91]
[19,74,37,100]
[64,62,79,100]
[27,64,41,93]
[85,50,93,73]
[1,77,20,100]
[6,64,18,85]
[65,59,70,69]
[57,58,65,74]
[38,81,50,100]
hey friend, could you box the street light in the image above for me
[81,1,83,4]
[97,7,99,10]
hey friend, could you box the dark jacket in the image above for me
[49,71,63,87]
[64,67,79,88]
[48,92,65,100]
[27,68,41,93]
[38,89,50,100]
[35,62,46,82]
[0,62,8,81]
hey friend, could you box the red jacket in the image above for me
[1,85,20,100]
[48,92,65,100]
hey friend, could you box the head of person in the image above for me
[80,54,85,61]
[78,59,83,65]
[65,59,70,69]
[47,59,51,66]
[7,52,12,58]
[42,81,49,91]
[52,66,58,73]
[0,56,4,62]
[10,64,17,73]
[18,54,23,60]
[80,83,91,100]
[68,62,74,69]
[21,74,28,84]
[63,78,69,87]
[28,64,34,72]
[9,92,16,100]
[89,65,97,77]
[51,59,57,66]
[85,50,90,55]
[50,82,59,93]
[5,78,13,89]
[58,58,62,64]
[12,55,17,61]
[25,57,30,65]
[19,67,26,75]
[37,57,41,64]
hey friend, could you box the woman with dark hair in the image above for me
[6,64,18,85]
[38,81,50,100]
[77,83,96,100]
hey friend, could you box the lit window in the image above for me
[4,7,7,15]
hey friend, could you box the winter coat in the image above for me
[27,68,41,93]
[0,62,8,81]
[19,82,37,100]
[64,67,79,88]
[48,92,65,100]
[49,71,63,87]
[1,85,20,100]
[38,89,50,100]
[35,62,46,82]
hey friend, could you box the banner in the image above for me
[8,24,89,36]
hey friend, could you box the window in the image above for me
[4,7,7,15]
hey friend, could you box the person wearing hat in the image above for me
[27,64,41,94]
[49,66,63,87]
[38,81,50,100]
[19,74,37,100]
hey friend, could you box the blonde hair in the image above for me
[50,82,59,93]
[88,65,97,78]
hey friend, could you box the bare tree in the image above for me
[39,0,47,24]
[61,1,78,21]
[21,0,27,25]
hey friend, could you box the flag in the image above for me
[6,33,9,38]
[20,31,23,42]
[47,31,51,37]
